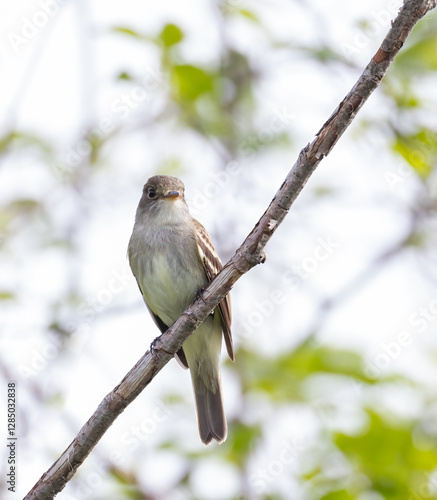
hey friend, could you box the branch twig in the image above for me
[25,1,436,498]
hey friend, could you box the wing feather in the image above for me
[194,219,234,361]
[134,278,189,369]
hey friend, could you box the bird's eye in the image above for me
[147,188,156,199]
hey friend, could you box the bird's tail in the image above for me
[183,314,227,444]
[192,372,227,444]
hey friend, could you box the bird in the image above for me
[128,175,234,444]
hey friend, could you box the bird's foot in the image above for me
[195,287,207,304]
[150,335,173,359]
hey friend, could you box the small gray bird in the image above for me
[128,175,234,444]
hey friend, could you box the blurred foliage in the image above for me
[236,339,371,402]
[383,22,437,186]
[393,128,436,179]
[222,420,263,468]
[158,23,184,48]
[392,23,437,73]
[334,411,437,499]
[3,3,437,500]
[0,130,51,156]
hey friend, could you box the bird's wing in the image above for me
[193,219,234,361]
[134,278,189,369]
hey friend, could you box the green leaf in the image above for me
[313,186,336,197]
[172,65,214,101]
[0,131,51,155]
[334,411,437,498]
[0,291,14,300]
[159,23,184,47]
[289,340,365,379]
[404,231,427,248]
[222,421,262,466]
[237,9,260,24]
[392,128,436,179]
[394,33,437,72]
[382,82,420,108]
[111,26,145,39]
[300,45,345,64]
[7,199,41,214]
[319,491,355,500]
[236,339,372,403]
[117,71,132,81]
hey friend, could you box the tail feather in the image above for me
[194,379,227,444]
[183,316,227,444]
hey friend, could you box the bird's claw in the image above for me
[195,287,208,304]
[150,336,173,359]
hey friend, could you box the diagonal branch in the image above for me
[25,1,436,498]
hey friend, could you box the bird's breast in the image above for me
[131,228,206,326]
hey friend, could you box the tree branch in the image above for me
[25,1,436,498]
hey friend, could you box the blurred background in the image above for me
[1,0,437,498]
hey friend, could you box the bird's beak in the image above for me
[163,190,180,200]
